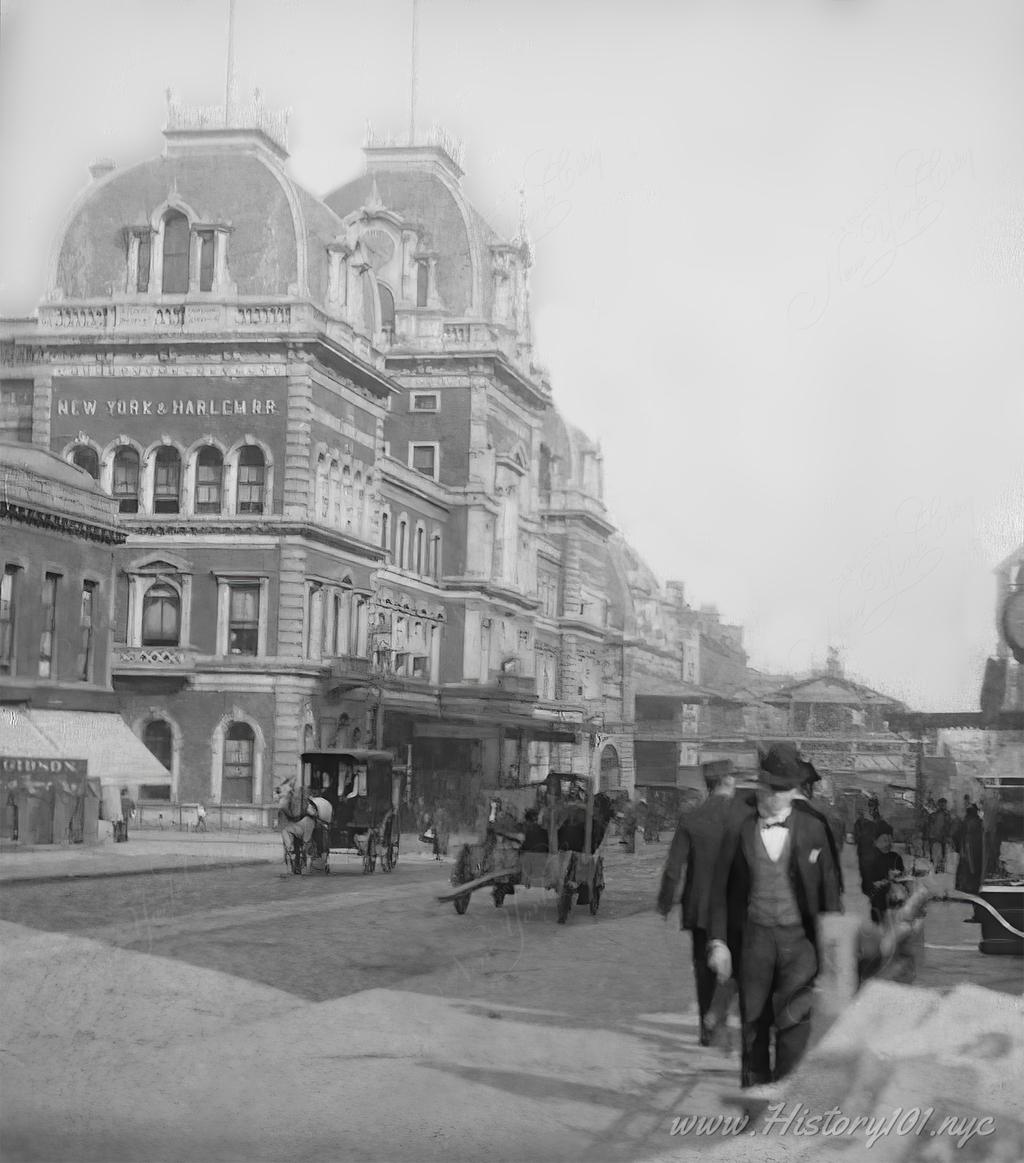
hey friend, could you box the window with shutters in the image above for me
[153,446,182,514]
[141,583,180,647]
[39,573,60,678]
[161,210,190,294]
[222,723,255,802]
[198,231,216,292]
[0,565,19,675]
[228,585,260,656]
[236,446,266,514]
[194,446,223,513]
[77,581,97,682]
[113,447,140,513]
[410,443,438,481]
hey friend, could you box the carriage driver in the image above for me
[281,793,334,866]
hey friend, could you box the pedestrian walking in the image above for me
[656,762,740,1046]
[792,762,845,895]
[854,797,892,889]
[927,798,953,872]
[118,787,136,842]
[954,804,985,910]
[860,830,905,924]
[707,742,842,1089]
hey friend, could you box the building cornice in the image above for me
[1,499,125,544]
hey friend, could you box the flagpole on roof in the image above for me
[225,0,238,123]
[409,0,420,145]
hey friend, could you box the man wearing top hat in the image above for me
[707,742,842,1088]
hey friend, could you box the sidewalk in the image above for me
[0,830,449,884]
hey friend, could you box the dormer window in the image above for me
[162,210,190,294]
[128,211,230,297]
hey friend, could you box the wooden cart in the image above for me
[437,773,607,923]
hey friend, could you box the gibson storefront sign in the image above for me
[0,757,88,790]
[57,397,278,417]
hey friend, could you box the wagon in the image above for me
[437,773,610,923]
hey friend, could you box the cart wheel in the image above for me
[589,886,601,915]
[556,886,573,924]
[453,893,470,915]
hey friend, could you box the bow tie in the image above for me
[760,819,789,829]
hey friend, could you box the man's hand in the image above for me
[707,940,732,983]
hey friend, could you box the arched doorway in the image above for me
[599,744,622,793]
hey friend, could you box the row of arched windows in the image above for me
[139,715,260,803]
[380,508,442,580]
[68,440,270,517]
[313,453,373,537]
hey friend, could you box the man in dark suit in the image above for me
[792,763,845,894]
[657,763,741,1045]
[708,742,842,1088]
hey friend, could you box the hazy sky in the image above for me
[1,0,1021,710]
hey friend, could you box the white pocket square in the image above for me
[809,848,821,864]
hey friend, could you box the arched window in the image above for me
[316,454,328,520]
[236,446,266,514]
[161,210,190,294]
[153,446,181,514]
[342,465,353,527]
[330,460,341,525]
[354,471,365,534]
[72,446,99,480]
[378,284,395,338]
[194,446,224,513]
[415,526,425,574]
[222,722,255,802]
[143,720,173,771]
[398,519,408,569]
[112,447,140,513]
[141,583,180,646]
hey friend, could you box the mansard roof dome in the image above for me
[325,150,500,316]
[52,147,343,302]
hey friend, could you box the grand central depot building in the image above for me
[0,94,751,823]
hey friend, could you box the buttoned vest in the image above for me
[748,828,802,926]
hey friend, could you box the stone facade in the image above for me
[0,95,759,826]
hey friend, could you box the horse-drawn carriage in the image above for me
[278,750,403,875]
[437,773,613,924]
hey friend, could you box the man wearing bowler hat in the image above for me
[707,742,842,1088]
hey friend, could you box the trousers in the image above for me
[737,921,817,1088]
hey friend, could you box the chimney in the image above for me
[89,158,116,181]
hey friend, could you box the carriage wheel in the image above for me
[589,886,601,915]
[453,893,470,915]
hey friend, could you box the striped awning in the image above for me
[28,710,169,787]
